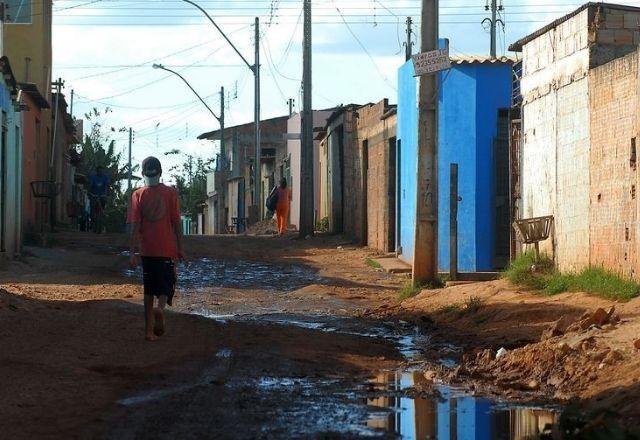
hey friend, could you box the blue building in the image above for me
[0,56,22,259]
[396,57,513,272]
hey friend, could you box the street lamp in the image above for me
[178,0,262,221]
[152,63,225,168]
[152,63,221,124]
[152,63,227,234]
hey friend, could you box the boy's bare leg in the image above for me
[144,295,157,341]
[153,295,167,337]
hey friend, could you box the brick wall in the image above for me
[355,100,397,252]
[589,50,639,278]
[520,9,591,270]
[555,80,591,271]
[341,109,360,240]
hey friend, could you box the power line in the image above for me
[330,0,397,92]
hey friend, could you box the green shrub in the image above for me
[316,217,329,233]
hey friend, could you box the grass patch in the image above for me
[463,295,484,314]
[503,252,640,301]
[364,258,382,270]
[438,304,461,314]
[437,296,484,318]
[397,278,446,301]
[397,283,422,301]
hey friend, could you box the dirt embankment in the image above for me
[364,278,640,428]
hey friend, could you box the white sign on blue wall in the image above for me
[412,49,451,76]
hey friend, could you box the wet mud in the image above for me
[115,257,562,439]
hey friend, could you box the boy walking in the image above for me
[128,157,186,341]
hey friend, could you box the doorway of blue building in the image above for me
[396,139,402,255]
[388,136,397,253]
[0,112,6,253]
[494,109,511,268]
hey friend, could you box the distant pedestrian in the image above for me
[128,157,186,341]
[88,166,111,233]
[275,178,292,236]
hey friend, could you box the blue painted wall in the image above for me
[0,77,23,257]
[396,60,512,271]
[396,61,418,265]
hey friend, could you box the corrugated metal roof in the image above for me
[449,56,516,65]
[509,2,640,52]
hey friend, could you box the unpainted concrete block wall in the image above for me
[354,101,397,252]
[342,110,362,241]
[589,50,639,279]
[520,10,591,271]
[554,79,591,271]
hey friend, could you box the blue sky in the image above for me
[50,0,640,178]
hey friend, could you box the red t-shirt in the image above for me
[127,184,181,259]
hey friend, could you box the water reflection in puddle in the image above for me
[124,257,323,291]
[366,371,559,440]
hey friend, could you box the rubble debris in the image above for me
[541,319,564,341]
[496,347,508,359]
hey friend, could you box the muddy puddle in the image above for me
[120,256,562,439]
[364,371,559,439]
[193,311,434,359]
[124,257,323,291]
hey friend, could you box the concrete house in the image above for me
[510,2,640,274]
[6,0,54,231]
[200,116,288,233]
[0,57,23,260]
[50,93,80,228]
[396,56,513,272]
[316,100,397,252]
[317,105,359,235]
[19,82,49,237]
[357,100,397,252]
[287,109,335,231]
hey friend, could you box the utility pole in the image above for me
[49,78,64,232]
[300,0,314,238]
[177,1,260,222]
[49,78,63,171]
[483,0,504,59]
[404,17,413,61]
[70,89,74,119]
[219,85,226,235]
[220,86,225,163]
[127,128,133,192]
[412,0,438,284]
[254,17,262,219]
[287,98,295,117]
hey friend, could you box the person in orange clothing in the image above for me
[275,178,292,236]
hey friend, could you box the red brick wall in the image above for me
[589,50,639,278]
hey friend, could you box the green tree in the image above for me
[166,151,212,223]
[75,108,137,232]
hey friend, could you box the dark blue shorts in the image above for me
[141,257,176,306]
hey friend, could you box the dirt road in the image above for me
[0,233,575,439]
